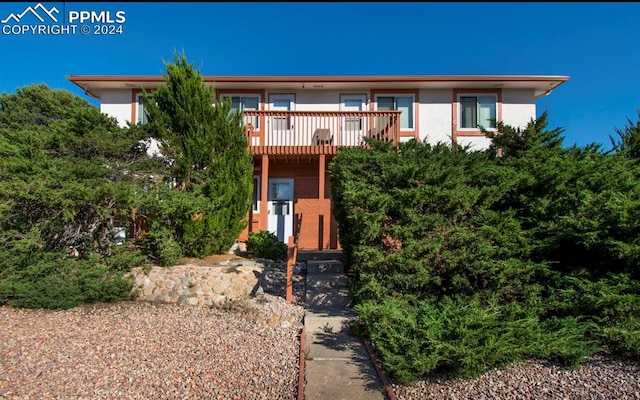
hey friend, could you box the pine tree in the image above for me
[143,52,253,256]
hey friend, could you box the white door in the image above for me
[269,94,294,146]
[340,94,366,146]
[268,178,294,243]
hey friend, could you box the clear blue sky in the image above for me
[1,2,639,149]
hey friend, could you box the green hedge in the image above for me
[247,230,288,261]
[0,247,134,310]
[330,114,640,382]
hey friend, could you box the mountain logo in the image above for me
[1,3,59,24]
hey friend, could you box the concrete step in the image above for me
[307,260,344,274]
[297,250,345,263]
[306,274,348,289]
[306,287,352,310]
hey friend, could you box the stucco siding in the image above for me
[100,89,132,127]
[286,90,339,111]
[501,89,536,129]
[458,136,493,151]
[419,89,453,146]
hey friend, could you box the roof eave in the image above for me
[66,74,570,100]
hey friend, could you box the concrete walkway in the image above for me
[303,259,386,400]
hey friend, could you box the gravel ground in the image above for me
[392,355,640,400]
[0,295,305,400]
[6,261,640,400]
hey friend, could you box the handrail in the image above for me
[243,110,401,154]
[286,235,297,304]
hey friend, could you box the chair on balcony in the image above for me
[367,125,389,141]
[312,128,333,145]
[245,122,255,137]
[366,114,393,142]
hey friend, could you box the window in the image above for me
[376,95,414,130]
[136,93,153,124]
[459,95,497,129]
[221,95,260,129]
[252,176,260,213]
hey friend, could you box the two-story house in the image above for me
[67,75,568,250]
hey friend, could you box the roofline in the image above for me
[67,74,570,83]
[67,74,569,100]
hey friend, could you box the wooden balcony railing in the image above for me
[243,110,401,155]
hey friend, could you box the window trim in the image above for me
[216,89,266,134]
[453,89,502,140]
[340,93,367,131]
[456,92,499,131]
[373,93,415,131]
[340,93,368,109]
[135,92,154,124]
[268,93,296,134]
[371,89,419,139]
[220,93,262,130]
[268,93,296,110]
[131,89,155,125]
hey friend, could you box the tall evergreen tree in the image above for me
[142,52,253,256]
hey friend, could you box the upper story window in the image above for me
[458,94,497,130]
[375,95,414,130]
[136,93,153,124]
[220,94,260,129]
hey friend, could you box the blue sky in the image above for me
[1,2,639,149]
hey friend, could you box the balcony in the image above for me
[243,110,401,155]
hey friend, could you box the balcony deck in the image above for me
[243,110,401,155]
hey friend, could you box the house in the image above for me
[67,75,568,250]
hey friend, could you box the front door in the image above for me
[340,94,366,146]
[268,178,294,243]
[269,94,294,146]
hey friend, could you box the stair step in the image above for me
[307,260,344,274]
[297,250,345,263]
[306,289,352,310]
[306,275,348,289]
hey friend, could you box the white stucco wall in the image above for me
[501,89,536,129]
[418,89,453,146]
[100,89,132,127]
[283,90,341,111]
[457,136,493,151]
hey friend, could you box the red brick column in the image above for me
[260,155,269,231]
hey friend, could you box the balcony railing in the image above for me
[243,110,401,155]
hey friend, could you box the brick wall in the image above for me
[240,157,340,250]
